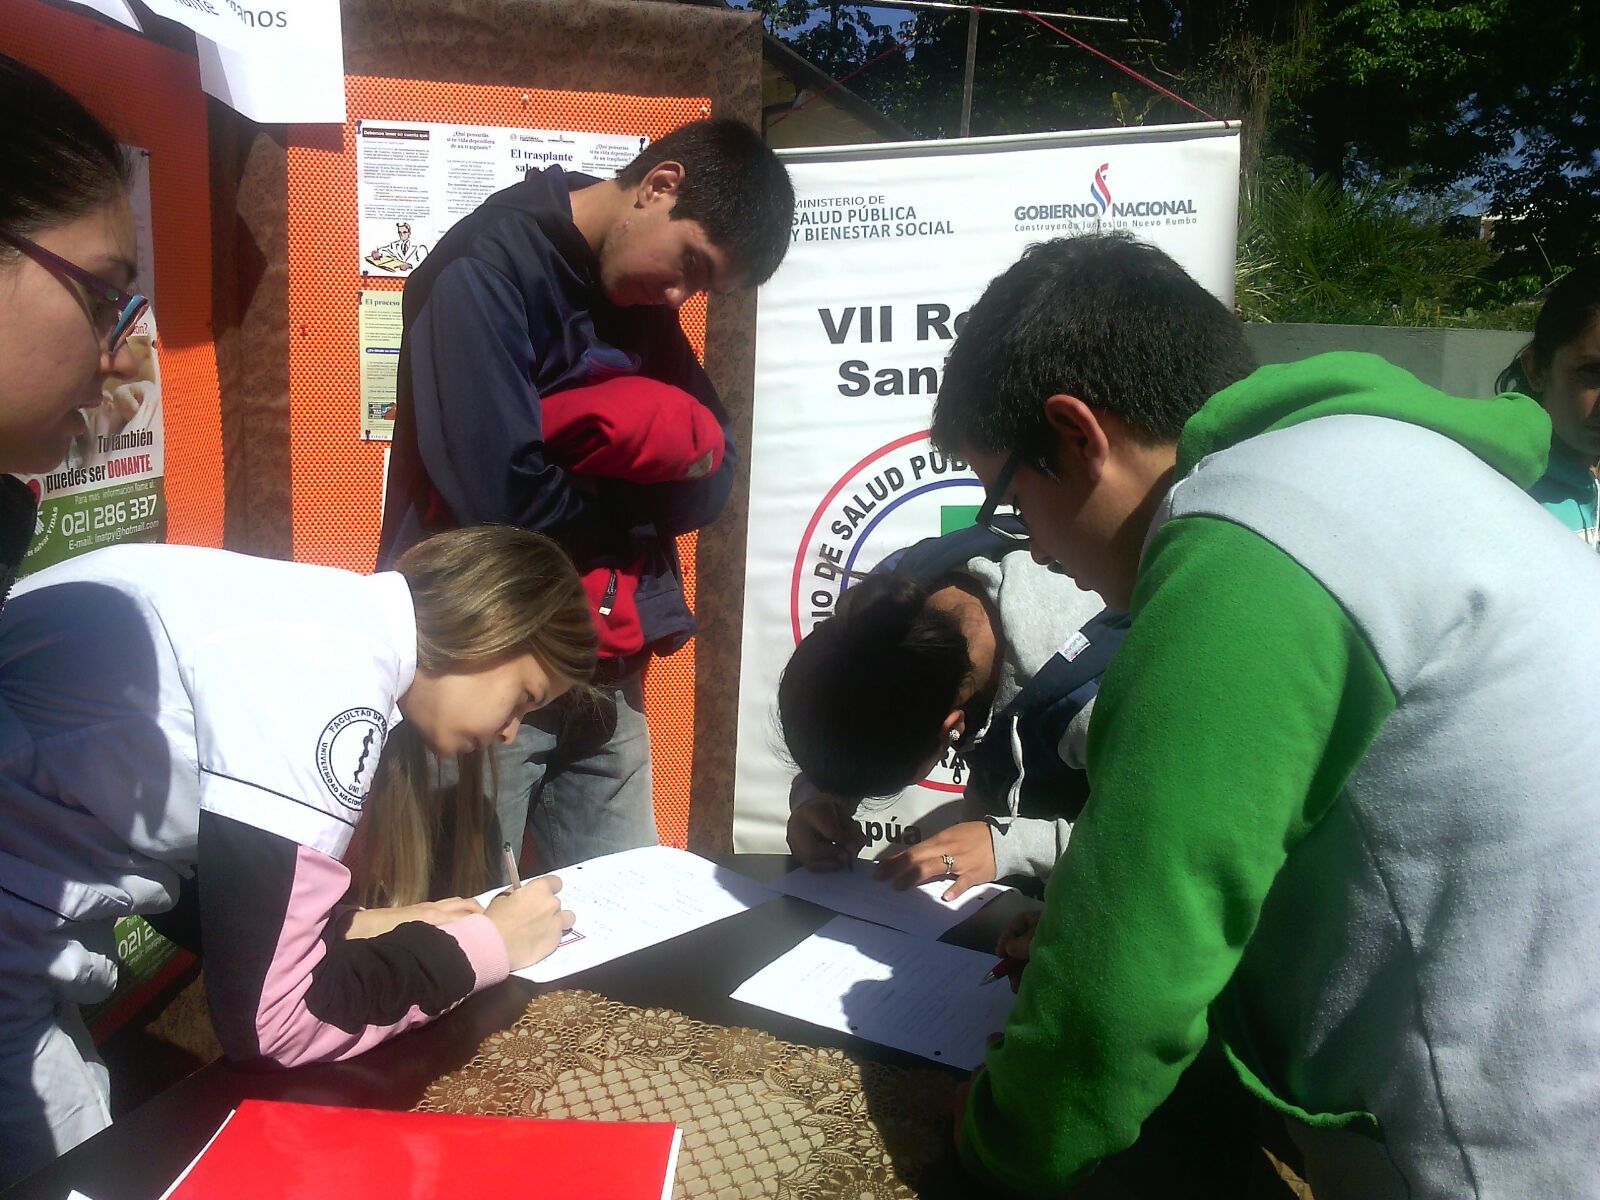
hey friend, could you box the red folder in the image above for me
[161,1100,681,1200]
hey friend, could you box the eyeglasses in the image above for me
[975,448,1030,542]
[0,227,149,355]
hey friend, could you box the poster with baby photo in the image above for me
[19,145,165,575]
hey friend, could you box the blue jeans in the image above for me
[482,671,656,873]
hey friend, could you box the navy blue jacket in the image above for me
[0,476,34,613]
[376,166,734,657]
[884,521,1129,822]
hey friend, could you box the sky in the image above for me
[863,4,919,33]
[735,3,919,37]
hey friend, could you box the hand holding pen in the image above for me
[980,954,1025,989]
[980,907,1044,993]
[486,843,571,970]
[501,841,522,891]
[786,778,867,873]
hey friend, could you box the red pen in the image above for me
[980,955,1024,986]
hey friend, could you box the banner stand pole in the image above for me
[959,7,978,137]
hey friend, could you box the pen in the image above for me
[980,955,1024,986]
[501,841,521,891]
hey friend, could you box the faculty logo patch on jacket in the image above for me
[316,708,388,811]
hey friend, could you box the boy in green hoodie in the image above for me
[933,234,1600,1200]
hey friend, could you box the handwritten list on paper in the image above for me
[481,846,778,984]
[771,865,1009,939]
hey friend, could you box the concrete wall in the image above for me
[1243,323,1532,398]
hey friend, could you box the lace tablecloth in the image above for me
[415,990,958,1198]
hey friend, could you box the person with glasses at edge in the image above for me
[0,55,148,610]
[779,465,1115,900]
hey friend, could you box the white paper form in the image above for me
[771,865,1009,939]
[731,916,1017,1070]
[480,846,777,983]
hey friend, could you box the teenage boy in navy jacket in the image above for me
[377,119,794,870]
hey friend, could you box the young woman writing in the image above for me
[0,526,595,1183]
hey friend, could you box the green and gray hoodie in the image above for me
[959,352,1600,1199]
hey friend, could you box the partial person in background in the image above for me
[0,53,144,605]
[1498,263,1600,550]
[0,527,593,1185]
[377,118,794,873]
[781,520,1114,898]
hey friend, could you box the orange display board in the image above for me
[285,78,710,848]
[1,0,224,552]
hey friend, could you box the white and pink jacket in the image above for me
[0,544,509,1068]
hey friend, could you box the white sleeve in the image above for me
[190,626,401,859]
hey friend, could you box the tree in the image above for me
[748,0,1595,295]
[749,1,1159,139]
[1239,0,1596,270]
[1448,1,1599,273]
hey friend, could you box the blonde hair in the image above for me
[347,526,598,907]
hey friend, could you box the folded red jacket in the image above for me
[542,374,723,484]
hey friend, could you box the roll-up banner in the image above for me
[733,122,1241,854]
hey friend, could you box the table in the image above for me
[2,855,1040,1200]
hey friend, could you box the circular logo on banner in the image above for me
[316,707,388,811]
[789,430,986,794]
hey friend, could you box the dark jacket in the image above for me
[0,476,36,613]
[375,166,735,657]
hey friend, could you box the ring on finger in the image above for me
[941,853,957,876]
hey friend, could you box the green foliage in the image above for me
[1236,165,1525,327]
[1325,0,1502,87]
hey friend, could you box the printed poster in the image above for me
[356,119,649,278]
[19,146,164,574]
[358,290,403,440]
[733,124,1243,855]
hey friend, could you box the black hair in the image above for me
[778,574,971,801]
[1496,264,1600,395]
[617,117,794,287]
[0,54,129,253]
[931,233,1256,468]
